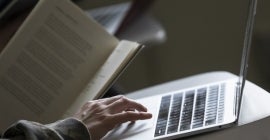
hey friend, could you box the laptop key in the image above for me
[205,85,219,126]
[218,83,225,123]
[155,95,171,137]
[167,93,183,134]
[192,88,206,128]
[180,91,195,131]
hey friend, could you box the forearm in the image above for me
[1,118,90,140]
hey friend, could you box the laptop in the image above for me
[103,0,257,139]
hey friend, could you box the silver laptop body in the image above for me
[103,0,257,139]
[154,0,257,139]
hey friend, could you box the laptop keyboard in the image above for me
[154,83,225,137]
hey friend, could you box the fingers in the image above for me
[107,96,148,114]
[108,111,152,126]
[77,96,150,121]
[75,96,153,139]
[82,95,123,111]
[99,95,124,105]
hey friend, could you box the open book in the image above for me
[0,0,143,132]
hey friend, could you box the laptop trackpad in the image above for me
[103,96,158,140]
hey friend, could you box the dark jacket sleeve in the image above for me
[1,118,90,140]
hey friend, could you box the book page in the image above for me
[0,0,118,131]
[63,40,142,117]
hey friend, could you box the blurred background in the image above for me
[76,0,270,93]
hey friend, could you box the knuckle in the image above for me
[98,113,110,121]
[90,102,106,112]
[116,95,124,99]
[125,111,135,118]
[87,100,94,104]
[119,97,129,105]
[82,101,92,109]
[92,102,102,108]
[85,101,95,108]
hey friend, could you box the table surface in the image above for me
[125,71,270,140]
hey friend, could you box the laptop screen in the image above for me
[236,0,257,119]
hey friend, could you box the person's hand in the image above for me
[73,95,152,140]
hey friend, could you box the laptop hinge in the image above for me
[235,82,242,124]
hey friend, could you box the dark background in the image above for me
[77,0,270,93]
